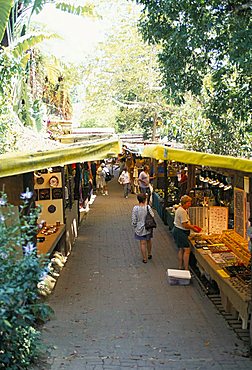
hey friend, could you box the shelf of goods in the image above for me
[37,224,66,255]
[190,231,251,329]
[164,208,175,230]
[152,192,164,220]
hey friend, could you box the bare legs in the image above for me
[140,239,152,263]
[140,240,147,262]
[147,240,152,258]
[178,248,190,270]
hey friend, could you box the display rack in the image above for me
[234,188,246,238]
[190,231,251,329]
[189,206,228,235]
[189,206,208,234]
[208,206,228,234]
[37,225,66,256]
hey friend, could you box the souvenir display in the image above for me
[36,177,44,185]
[48,204,56,213]
[52,187,63,199]
[49,176,59,187]
[39,188,50,200]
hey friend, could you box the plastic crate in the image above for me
[167,269,191,285]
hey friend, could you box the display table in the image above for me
[152,192,164,220]
[190,241,251,329]
[164,208,175,229]
[37,225,66,256]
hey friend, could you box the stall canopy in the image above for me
[142,144,252,173]
[0,138,121,178]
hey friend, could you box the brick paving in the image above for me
[38,176,251,369]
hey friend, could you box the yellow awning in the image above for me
[142,145,252,173]
[0,139,121,178]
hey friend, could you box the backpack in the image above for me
[104,170,112,182]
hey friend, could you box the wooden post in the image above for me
[187,164,196,193]
[164,160,168,208]
[151,112,158,141]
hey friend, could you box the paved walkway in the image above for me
[39,176,251,369]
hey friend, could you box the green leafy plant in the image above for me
[0,190,53,369]
[136,0,252,156]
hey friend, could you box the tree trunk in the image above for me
[187,164,196,193]
[152,112,157,141]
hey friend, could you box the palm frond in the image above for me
[55,1,99,18]
[0,0,14,43]
[10,32,60,58]
[30,0,46,16]
[20,53,30,68]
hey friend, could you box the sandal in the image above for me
[142,259,147,263]
[148,255,152,260]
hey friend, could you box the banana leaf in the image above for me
[0,0,14,43]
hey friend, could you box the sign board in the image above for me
[234,188,246,238]
[209,206,228,234]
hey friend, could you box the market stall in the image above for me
[140,143,252,335]
[0,138,121,257]
[190,231,250,329]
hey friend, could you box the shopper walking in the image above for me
[133,165,139,194]
[138,165,155,204]
[96,163,106,195]
[172,195,200,270]
[102,163,111,196]
[118,166,131,198]
[132,193,154,263]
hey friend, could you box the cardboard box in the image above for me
[167,269,191,285]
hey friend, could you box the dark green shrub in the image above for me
[0,191,53,369]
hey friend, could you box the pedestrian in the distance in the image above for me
[118,166,131,198]
[102,162,111,196]
[133,164,139,194]
[172,195,201,270]
[138,165,155,204]
[96,163,106,195]
[247,217,252,252]
[132,193,154,263]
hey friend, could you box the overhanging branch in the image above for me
[111,97,161,109]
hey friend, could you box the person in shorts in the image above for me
[172,195,200,270]
[132,193,155,263]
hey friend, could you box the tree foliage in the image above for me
[160,92,251,157]
[0,0,96,153]
[80,1,169,138]
[136,0,252,153]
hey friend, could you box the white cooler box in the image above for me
[167,269,191,285]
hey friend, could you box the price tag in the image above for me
[217,269,230,278]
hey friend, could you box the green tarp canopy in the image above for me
[142,145,252,174]
[0,139,121,178]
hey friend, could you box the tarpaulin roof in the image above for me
[0,138,121,178]
[142,144,252,174]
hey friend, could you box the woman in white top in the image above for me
[172,195,200,270]
[118,166,131,198]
